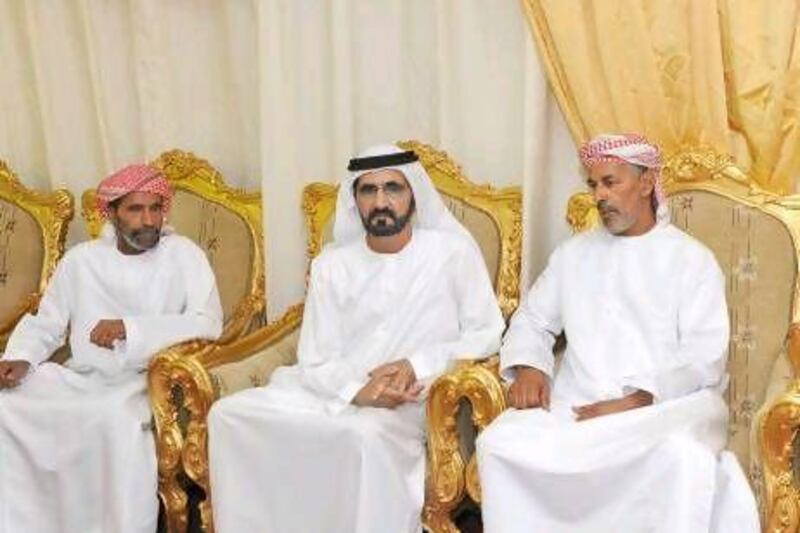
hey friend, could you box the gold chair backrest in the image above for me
[302,140,522,319]
[0,162,73,348]
[566,148,800,473]
[81,151,265,342]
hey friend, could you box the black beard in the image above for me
[361,208,412,237]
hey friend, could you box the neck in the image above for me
[366,226,413,253]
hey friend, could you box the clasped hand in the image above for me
[89,319,126,349]
[353,359,423,409]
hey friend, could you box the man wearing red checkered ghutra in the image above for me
[477,134,760,532]
[0,164,222,533]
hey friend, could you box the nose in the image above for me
[593,185,609,203]
[142,209,156,226]
[374,187,389,208]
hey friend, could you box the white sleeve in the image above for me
[119,245,223,369]
[623,263,729,402]
[4,255,72,366]
[499,246,564,382]
[297,256,366,410]
[407,241,505,381]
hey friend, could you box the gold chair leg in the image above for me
[150,353,189,533]
[171,357,217,533]
[423,358,507,532]
[760,383,800,532]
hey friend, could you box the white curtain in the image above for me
[0,0,578,319]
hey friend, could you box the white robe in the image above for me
[0,231,223,533]
[476,223,760,533]
[209,228,505,533]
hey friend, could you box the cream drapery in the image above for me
[522,0,800,193]
[0,0,578,318]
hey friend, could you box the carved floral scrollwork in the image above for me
[423,358,506,532]
[149,341,216,533]
[760,382,800,532]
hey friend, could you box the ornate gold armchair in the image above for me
[425,149,800,532]
[148,140,522,532]
[0,161,73,351]
[81,150,266,343]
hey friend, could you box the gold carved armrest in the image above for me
[759,325,800,532]
[148,304,303,533]
[423,356,507,533]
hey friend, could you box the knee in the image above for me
[208,396,239,428]
[659,434,713,465]
[475,417,507,460]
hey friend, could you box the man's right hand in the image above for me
[507,366,550,410]
[0,360,31,389]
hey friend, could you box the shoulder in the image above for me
[661,224,718,264]
[545,229,601,264]
[660,225,722,278]
[58,239,105,269]
[308,239,359,282]
[158,233,211,265]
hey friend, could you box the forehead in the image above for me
[356,168,409,185]
[586,160,636,181]
[117,191,163,207]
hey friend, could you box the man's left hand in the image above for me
[369,358,417,394]
[89,319,126,349]
[573,389,653,421]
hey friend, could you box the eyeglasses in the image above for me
[355,181,409,200]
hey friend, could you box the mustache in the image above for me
[132,227,160,237]
[596,200,617,214]
[367,208,397,225]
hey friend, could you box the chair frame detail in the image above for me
[0,161,73,347]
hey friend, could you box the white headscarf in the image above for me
[332,143,476,247]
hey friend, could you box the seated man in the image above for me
[476,134,760,533]
[209,144,505,532]
[0,164,223,533]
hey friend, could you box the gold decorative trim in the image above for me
[149,340,217,533]
[81,150,265,343]
[301,140,523,319]
[423,358,506,532]
[0,161,73,346]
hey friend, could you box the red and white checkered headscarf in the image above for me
[96,164,173,218]
[579,133,668,222]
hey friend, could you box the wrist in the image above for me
[629,389,653,408]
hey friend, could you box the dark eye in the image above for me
[358,184,378,196]
[587,181,597,190]
[384,182,405,194]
